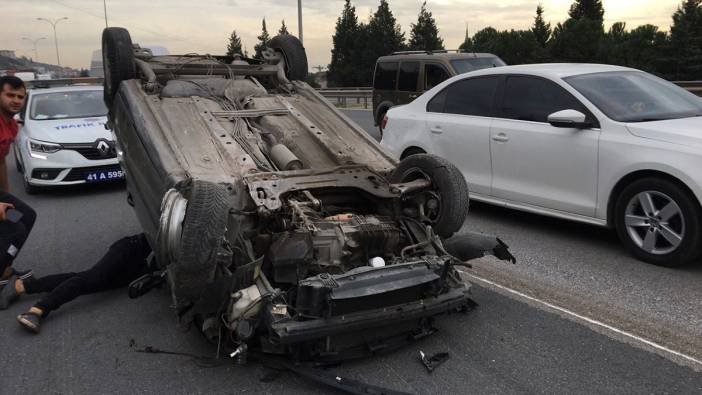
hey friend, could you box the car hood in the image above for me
[626,117,702,148]
[22,117,111,144]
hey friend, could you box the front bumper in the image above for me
[20,144,122,186]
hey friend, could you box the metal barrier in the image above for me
[316,82,702,105]
[317,87,372,109]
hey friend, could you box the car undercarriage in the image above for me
[102,27,514,363]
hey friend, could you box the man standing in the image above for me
[0,76,35,295]
[0,75,26,192]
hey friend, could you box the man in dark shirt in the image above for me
[0,76,35,290]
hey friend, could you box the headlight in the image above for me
[29,139,62,154]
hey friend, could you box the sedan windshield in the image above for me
[450,57,506,74]
[30,90,107,120]
[564,71,702,122]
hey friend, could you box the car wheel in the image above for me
[23,177,38,195]
[614,177,702,267]
[268,34,308,81]
[13,146,22,174]
[170,180,230,305]
[391,154,469,238]
[400,147,426,160]
[102,27,136,108]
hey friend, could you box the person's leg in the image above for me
[20,272,77,294]
[0,191,35,280]
[16,234,152,333]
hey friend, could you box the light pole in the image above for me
[297,0,303,44]
[103,0,108,28]
[22,36,47,62]
[37,17,68,67]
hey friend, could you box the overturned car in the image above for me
[103,27,514,363]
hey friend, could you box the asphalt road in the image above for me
[342,108,702,364]
[0,113,700,394]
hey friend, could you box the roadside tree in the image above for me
[408,1,444,51]
[254,18,270,59]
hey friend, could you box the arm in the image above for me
[0,157,8,193]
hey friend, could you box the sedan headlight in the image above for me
[29,139,62,154]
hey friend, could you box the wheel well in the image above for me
[375,103,392,124]
[607,170,699,227]
[400,147,426,160]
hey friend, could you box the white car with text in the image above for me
[381,64,702,267]
[14,84,123,194]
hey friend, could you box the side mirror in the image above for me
[13,114,23,125]
[547,109,592,129]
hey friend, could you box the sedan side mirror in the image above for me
[547,109,592,129]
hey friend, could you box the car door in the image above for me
[490,75,600,216]
[423,76,500,196]
[396,61,421,105]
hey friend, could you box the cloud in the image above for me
[0,0,681,69]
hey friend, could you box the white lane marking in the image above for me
[462,271,702,367]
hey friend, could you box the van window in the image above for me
[373,62,399,90]
[397,62,420,91]
[425,64,450,90]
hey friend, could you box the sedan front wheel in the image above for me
[615,177,701,267]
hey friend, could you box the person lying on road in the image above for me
[0,233,154,333]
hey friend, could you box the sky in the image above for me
[0,0,684,70]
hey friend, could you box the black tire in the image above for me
[614,177,702,267]
[391,154,469,238]
[269,34,308,81]
[102,27,136,108]
[400,147,426,160]
[13,145,22,174]
[23,178,38,195]
[170,181,230,303]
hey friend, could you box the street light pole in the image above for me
[37,17,68,67]
[297,0,303,44]
[22,36,47,62]
[103,0,108,28]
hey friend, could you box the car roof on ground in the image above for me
[460,63,636,79]
[377,52,500,62]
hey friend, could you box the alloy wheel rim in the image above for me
[625,190,685,255]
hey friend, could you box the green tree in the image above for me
[468,28,538,65]
[669,0,702,79]
[599,21,628,65]
[627,24,668,74]
[226,29,243,57]
[254,18,270,59]
[328,0,362,86]
[532,4,551,47]
[467,27,500,53]
[361,0,406,84]
[568,0,604,21]
[278,20,289,35]
[549,0,605,62]
[408,1,444,51]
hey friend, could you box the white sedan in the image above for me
[381,64,702,267]
[14,84,123,194]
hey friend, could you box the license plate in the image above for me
[85,169,124,183]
